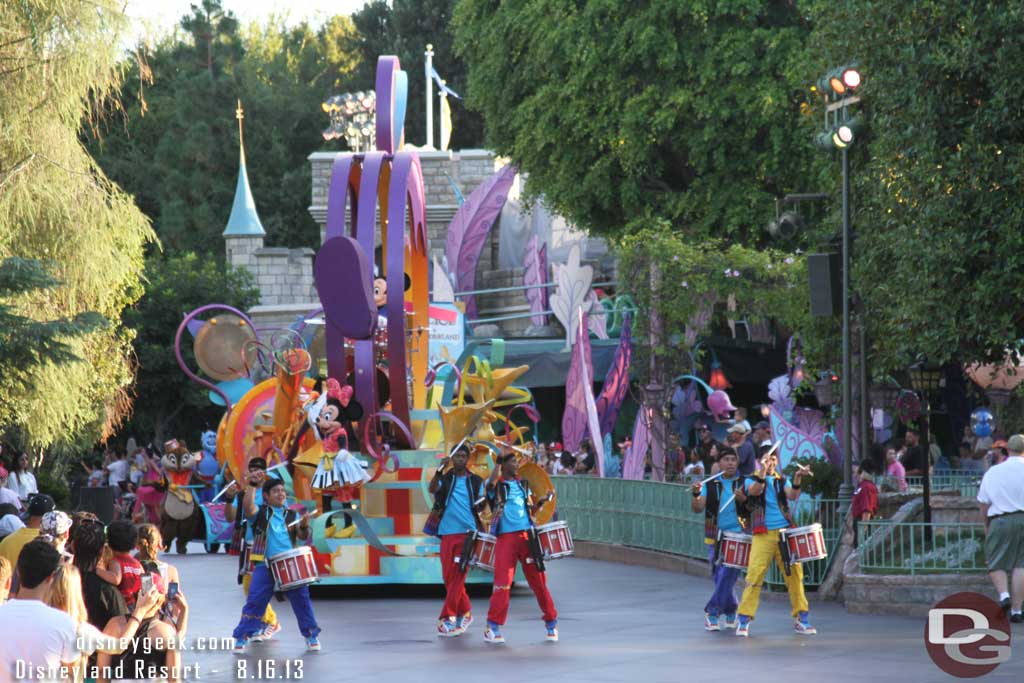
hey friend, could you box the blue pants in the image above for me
[233,564,320,639]
[704,543,740,617]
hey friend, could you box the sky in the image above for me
[124,0,370,44]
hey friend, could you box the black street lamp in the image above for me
[908,360,943,536]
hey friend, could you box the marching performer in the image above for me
[690,447,747,631]
[428,444,485,637]
[224,457,280,642]
[230,472,322,653]
[735,448,816,637]
[483,452,557,644]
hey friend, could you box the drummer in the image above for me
[690,447,747,631]
[734,448,815,637]
[230,473,321,653]
[428,444,485,637]
[224,457,280,642]
[483,452,557,644]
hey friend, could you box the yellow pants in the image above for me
[242,571,278,626]
[737,529,808,619]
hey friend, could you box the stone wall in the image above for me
[249,247,316,307]
[843,573,994,617]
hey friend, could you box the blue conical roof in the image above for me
[222,123,266,237]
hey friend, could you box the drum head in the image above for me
[194,314,258,381]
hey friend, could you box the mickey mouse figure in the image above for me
[306,377,372,502]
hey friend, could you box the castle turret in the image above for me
[223,100,266,275]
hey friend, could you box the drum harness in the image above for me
[746,475,797,575]
[488,478,550,573]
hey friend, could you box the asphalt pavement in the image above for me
[167,542,1024,682]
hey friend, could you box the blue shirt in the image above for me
[736,440,756,476]
[745,475,791,531]
[701,475,742,532]
[263,506,293,560]
[438,475,480,536]
[497,480,531,534]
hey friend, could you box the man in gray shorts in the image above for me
[977,433,1024,623]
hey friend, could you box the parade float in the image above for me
[174,56,552,586]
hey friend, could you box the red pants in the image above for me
[439,533,472,620]
[486,531,557,626]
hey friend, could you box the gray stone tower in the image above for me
[223,101,266,286]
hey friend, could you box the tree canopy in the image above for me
[0,0,155,452]
[456,0,1024,375]
[86,0,360,253]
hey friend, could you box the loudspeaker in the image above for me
[808,253,842,317]
[74,486,115,524]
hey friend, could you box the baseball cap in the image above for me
[1006,434,1024,454]
[41,510,72,537]
[27,493,56,517]
[754,421,770,431]
[727,424,746,434]
[758,440,774,451]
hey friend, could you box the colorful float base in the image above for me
[305,448,503,586]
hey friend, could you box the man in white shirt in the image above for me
[977,433,1024,623]
[0,540,79,683]
[105,451,131,496]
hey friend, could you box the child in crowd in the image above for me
[99,520,144,609]
[683,447,705,477]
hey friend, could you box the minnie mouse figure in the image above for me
[306,377,371,501]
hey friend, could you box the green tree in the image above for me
[121,252,259,443]
[0,0,155,455]
[87,1,360,253]
[454,0,815,242]
[806,0,1024,371]
[354,0,485,150]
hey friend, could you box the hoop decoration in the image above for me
[361,411,414,482]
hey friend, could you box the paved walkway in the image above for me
[170,543,1023,682]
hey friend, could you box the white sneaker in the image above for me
[484,625,505,644]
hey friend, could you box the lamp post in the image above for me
[813,63,863,512]
[322,91,377,152]
[908,361,943,535]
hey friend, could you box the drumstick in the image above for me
[696,471,725,488]
[213,461,289,503]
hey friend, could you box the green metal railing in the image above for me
[876,470,983,497]
[857,520,986,575]
[554,476,843,589]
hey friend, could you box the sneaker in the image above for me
[722,614,738,630]
[1011,613,1024,624]
[704,613,720,632]
[456,613,473,633]
[794,619,817,635]
[484,623,505,644]
[1000,597,1012,614]
[736,617,751,638]
[251,622,281,642]
[437,619,458,637]
[305,635,321,652]
[545,620,558,642]
[232,637,248,654]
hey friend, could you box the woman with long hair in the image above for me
[44,563,160,682]
[5,452,38,505]
[136,523,188,637]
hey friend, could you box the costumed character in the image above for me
[196,430,220,504]
[690,447,748,631]
[231,473,321,653]
[426,443,486,637]
[156,439,205,554]
[735,448,816,637]
[223,456,281,642]
[483,452,558,644]
[132,444,164,524]
[306,378,371,504]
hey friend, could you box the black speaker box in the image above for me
[74,486,115,525]
[808,252,842,317]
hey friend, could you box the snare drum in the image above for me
[535,521,574,560]
[469,532,497,572]
[267,546,320,591]
[784,523,827,563]
[719,531,753,569]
